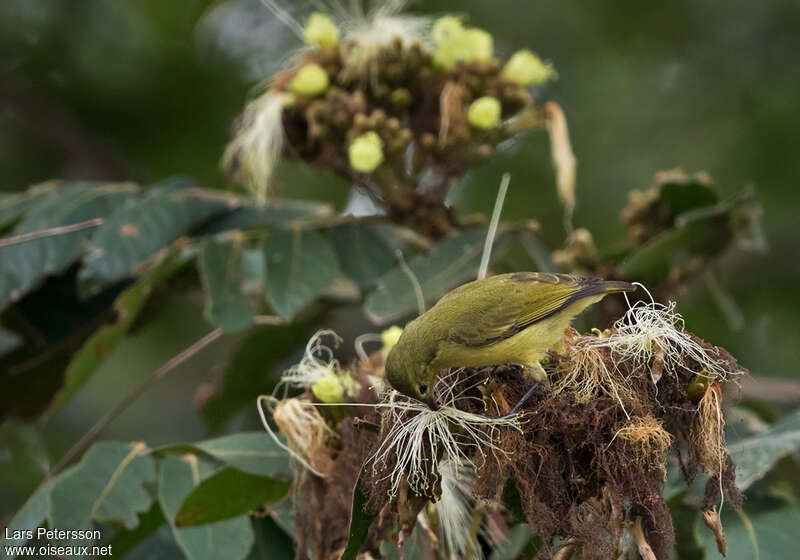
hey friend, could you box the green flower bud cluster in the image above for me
[227,9,555,234]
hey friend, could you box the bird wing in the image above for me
[444,272,585,347]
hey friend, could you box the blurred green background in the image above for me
[2,0,799,521]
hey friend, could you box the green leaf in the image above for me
[330,223,398,292]
[158,455,254,560]
[0,182,58,231]
[341,466,377,560]
[49,441,156,550]
[201,321,314,432]
[107,502,167,558]
[175,467,289,527]
[47,250,194,415]
[490,524,532,560]
[199,235,254,332]
[668,495,705,560]
[0,181,137,305]
[364,228,511,324]
[262,228,340,319]
[268,499,295,539]
[78,187,234,292]
[246,517,295,560]
[619,192,762,286]
[658,178,719,218]
[729,408,800,491]
[618,206,731,286]
[155,432,291,479]
[379,531,426,559]
[124,526,186,560]
[0,421,49,509]
[0,480,53,560]
[199,199,334,235]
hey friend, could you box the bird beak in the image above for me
[425,396,438,411]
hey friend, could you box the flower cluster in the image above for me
[224,4,556,233]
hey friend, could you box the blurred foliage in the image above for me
[1,1,800,559]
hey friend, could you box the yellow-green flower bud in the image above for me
[348,132,384,173]
[432,16,464,44]
[312,373,345,403]
[466,28,493,61]
[468,97,502,129]
[381,326,403,352]
[432,17,494,70]
[304,12,340,49]
[289,64,329,96]
[502,49,556,86]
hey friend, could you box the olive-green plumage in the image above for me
[385,272,635,405]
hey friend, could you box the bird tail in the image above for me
[599,280,636,294]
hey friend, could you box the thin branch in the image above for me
[628,517,657,560]
[740,375,800,404]
[0,219,104,248]
[47,315,282,477]
[396,249,426,316]
[478,173,510,280]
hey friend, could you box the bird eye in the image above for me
[418,384,428,395]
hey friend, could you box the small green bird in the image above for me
[385,272,635,407]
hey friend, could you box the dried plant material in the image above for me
[614,415,672,467]
[552,228,598,273]
[258,396,336,477]
[439,81,468,144]
[693,383,727,477]
[552,328,638,418]
[544,101,577,234]
[702,506,727,556]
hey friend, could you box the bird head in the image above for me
[385,344,438,409]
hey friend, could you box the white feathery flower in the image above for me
[369,369,520,498]
[263,0,433,68]
[585,299,738,382]
[278,329,342,391]
[328,0,433,54]
[222,90,292,204]
[436,459,485,560]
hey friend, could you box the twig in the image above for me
[552,540,577,560]
[477,173,510,281]
[628,517,657,560]
[740,375,800,404]
[47,315,282,477]
[0,219,104,248]
[396,250,426,316]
